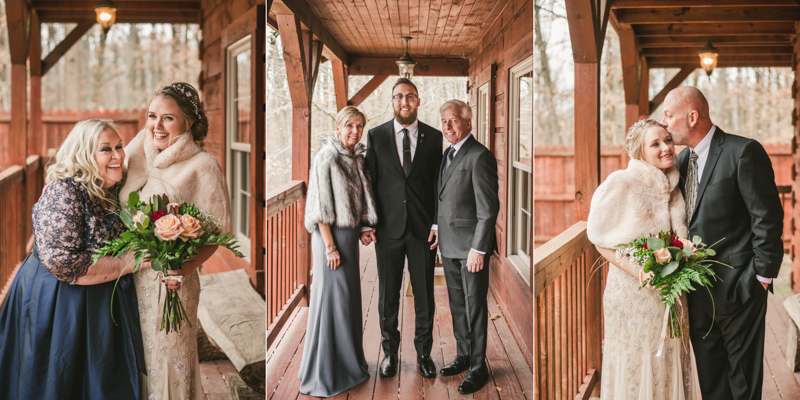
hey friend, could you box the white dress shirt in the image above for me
[690,125,771,284]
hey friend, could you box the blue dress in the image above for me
[0,178,145,400]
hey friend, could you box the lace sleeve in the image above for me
[32,180,92,284]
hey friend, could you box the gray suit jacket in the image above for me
[436,135,500,259]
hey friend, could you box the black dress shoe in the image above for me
[417,355,436,378]
[458,366,488,394]
[379,354,398,377]
[439,356,469,376]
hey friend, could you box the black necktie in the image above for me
[402,128,411,176]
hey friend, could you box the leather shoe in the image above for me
[379,354,398,377]
[439,356,469,376]
[417,355,436,378]
[458,366,488,394]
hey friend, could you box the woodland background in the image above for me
[534,0,795,147]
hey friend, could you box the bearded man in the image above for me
[363,78,443,379]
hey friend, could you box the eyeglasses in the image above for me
[392,94,419,102]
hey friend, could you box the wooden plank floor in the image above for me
[267,244,533,400]
[688,256,800,399]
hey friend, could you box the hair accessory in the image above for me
[162,83,200,119]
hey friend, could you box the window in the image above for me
[477,83,490,147]
[227,36,252,260]
[507,56,533,284]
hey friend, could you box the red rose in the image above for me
[642,243,648,250]
[151,210,166,221]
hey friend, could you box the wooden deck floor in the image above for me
[267,245,533,400]
[687,257,800,399]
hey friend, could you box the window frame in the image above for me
[226,35,253,261]
[506,55,533,285]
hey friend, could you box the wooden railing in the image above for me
[534,221,604,400]
[266,180,309,347]
[0,156,43,310]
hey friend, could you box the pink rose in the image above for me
[679,238,697,255]
[178,214,205,241]
[132,210,146,224]
[155,214,184,241]
[654,248,672,264]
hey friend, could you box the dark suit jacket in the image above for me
[678,127,783,313]
[365,119,443,241]
[435,135,499,259]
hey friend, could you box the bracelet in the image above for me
[326,246,337,255]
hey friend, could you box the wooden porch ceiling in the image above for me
[610,0,798,69]
[268,0,516,75]
[29,0,201,24]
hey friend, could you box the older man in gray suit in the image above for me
[434,99,499,394]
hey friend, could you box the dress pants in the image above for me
[441,255,490,372]
[688,283,769,400]
[374,225,436,357]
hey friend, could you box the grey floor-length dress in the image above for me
[297,226,369,397]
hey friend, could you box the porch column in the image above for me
[29,11,42,158]
[277,13,323,307]
[566,0,611,387]
[792,23,800,292]
[619,28,641,131]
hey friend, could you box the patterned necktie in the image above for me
[402,128,411,176]
[443,146,455,178]
[686,150,699,221]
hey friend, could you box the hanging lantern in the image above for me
[94,0,118,35]
[698,38,719,77]
[396,37,417,80]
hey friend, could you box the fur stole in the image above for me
[587,159,688,248]
[121,129,232,233]
[304,135,378,233]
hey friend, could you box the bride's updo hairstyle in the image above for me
[151,82,209,142]
[625,118,667,160]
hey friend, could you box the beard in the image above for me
[394,108,418,126]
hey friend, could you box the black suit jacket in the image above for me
[365,119,443,240]
[678,128,783,313]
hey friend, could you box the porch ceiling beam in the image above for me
[348,75,389,107]
[634,22,795,36]
[642,45,794,57]
[649,67,695,111]
[617,7,800,24]
[41,21,94,76]
[619,28,640,105]
[613,0,797,8]
[646,54,793,65]
[638,35,793,47]
[347,58,469,76]
[331,59,348,111]
[271,0,348,65]
[6,0,30,64]
[36,10,199,23]
[648,59,793,68]
[31,1,200,11]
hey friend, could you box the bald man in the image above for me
[662,86,784,400]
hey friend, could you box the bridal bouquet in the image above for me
[616,231,728,340]
[93,192,244,332]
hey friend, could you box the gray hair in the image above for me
[335,106,366,128]
[439,99,472,121]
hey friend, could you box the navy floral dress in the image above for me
[0,177,145,399]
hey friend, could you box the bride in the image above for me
[587,119,694,399]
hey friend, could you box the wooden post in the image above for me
[792,23,800,292]
[566,0,610,386]
[250,5,266,293]
[332,58,349,111]
[638,58,650,119]
[277,12,324,307]
[29,11,42,158]
[619,28,640,131]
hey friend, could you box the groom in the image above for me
[663,86,784,399]
[363,78,442,379]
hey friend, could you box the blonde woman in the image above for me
[0,119,146,399]
[587,119,693,399]
[298,106,378,397]
[121,82,231,399]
